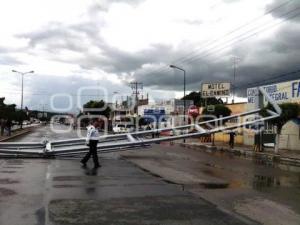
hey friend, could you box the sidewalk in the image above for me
[0,124,40,142]
[182,139,300,167]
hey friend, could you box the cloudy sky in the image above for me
[0,0,300,112]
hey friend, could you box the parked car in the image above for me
[113,124,135,133]
[22,121,31,126]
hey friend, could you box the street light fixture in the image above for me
[12,70,34,128]
[170,64,187,143]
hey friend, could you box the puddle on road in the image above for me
[6,159,24,164]
[3,166,23,169]
[0,171,16,173]
[227,174,300,190]
[0,178,19,184]
[52,176,82,181]
[0,188,16,197]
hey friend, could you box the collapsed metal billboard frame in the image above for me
[0,87,281,158]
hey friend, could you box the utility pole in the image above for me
[40,104,48,121]
[232,56,240,104]
[130,82,143,115]
[170,64,187,143]
[12,70,34,128]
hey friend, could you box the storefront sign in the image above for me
[247,79,300,108]
[201,82,231,98]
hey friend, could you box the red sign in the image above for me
[188,106,199,117]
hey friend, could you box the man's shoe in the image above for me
[94,164,101,169]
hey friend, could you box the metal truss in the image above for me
[0,87,281,158]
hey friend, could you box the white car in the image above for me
[113,124,135,133]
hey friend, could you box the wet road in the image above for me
[12,124,87,142]
[0,126,253,225]
[2,125,300,224]
[121,143,300,225]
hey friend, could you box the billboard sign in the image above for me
[143,109,166,123]
[247,79,300,110]
[201,82,231,98]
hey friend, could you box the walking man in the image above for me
[0,119,5,136]
[229,131,236,149]
[81,119,101,169]
[6,119,12,136]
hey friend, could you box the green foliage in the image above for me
[13,110,28,124]
[0,97,29,124]
[261,103,300,134]
[202,104,232,127]
[83,100,111,118]
[203,104,232,118]
[182,91,223,107]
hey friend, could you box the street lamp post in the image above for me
[170,64,186,143]
[12,70,34,128]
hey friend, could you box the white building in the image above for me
[138,99,194,127]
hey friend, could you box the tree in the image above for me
[83,100,111,118]
[182,91,223,107]
[13,110,28,125]
[79,100,112,128]
[202,104,232,145]
[0,97,29,128]
[261,102,300,153]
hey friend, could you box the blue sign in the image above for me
[143,109,166,123]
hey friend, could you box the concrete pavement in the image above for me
[121,143,300,225]
[0,124,41,142]
[2,125,300,225]
[0,157,251,225]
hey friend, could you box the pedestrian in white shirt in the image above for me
[81,119,101,168]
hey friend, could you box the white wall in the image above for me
[279,120,300,151]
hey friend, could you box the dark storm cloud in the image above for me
[19,22,89,53]
[19,15,300,97]
[266,0,300,22]
[14,0,300,99]
[133,19,300,96]
[19,21,175,74]
[83,43,175,73]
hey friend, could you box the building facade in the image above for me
[245,79,300,151]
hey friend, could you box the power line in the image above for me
[239,69,300,89]
[134,0,293,79]
[137,6,300,89]
[0,91,110,97]
[130,81,143,114]
[167,6,300,76]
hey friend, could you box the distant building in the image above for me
[214,102,247,145]
[138,99,194,127]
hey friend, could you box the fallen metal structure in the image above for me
[0,87,281,158]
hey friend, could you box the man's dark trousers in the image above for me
[81,140,99,166]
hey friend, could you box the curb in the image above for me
[0,126,37,142]
[181,143,300,167]
[122,155,230,189]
